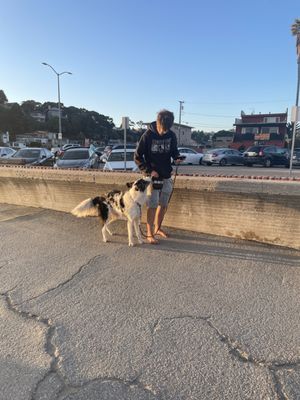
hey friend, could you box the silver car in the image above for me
[0,146,16,158]
[202,148,244,166]
[54,148,99,169]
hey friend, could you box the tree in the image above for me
[290,19,300,159]
[191,130,209,144]
[291,18,300,59]
[0,90,8,104]
[212,130,234,141]
[21,100,42,114]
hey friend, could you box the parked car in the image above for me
[54,143,82,157]
[292,147,300,167]
[54,147,99,169]
[0,146,16,158]
[93,146,105,156]
[103,149,139,172]
[176,147,203,165]
[0,147,54,166]
[51,146,60,155]
[99,145,113,162]
[62,144,81,151]
[202,148,245,166]
[243,145,290,167]
[112,144,137,150]
[99,144,137,162]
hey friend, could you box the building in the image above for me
[0,131,9,144]
[212,131,234,148]
[15,131,58,146]
[231,111,288,151]
[30,111,46,123]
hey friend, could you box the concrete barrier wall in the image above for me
[0,166,300,250]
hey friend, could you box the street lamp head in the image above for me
[42,62,48,66]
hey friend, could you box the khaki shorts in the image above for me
[146,178,173,208]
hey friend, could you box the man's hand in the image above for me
[151,170,159,178]
[174,157,185,165]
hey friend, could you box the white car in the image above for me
[103,149,139,172]
[0,146,16,158]
[177,147,203,165]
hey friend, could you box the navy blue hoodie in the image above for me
[134,122,180,179]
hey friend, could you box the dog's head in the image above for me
[126,177,151,192]
[126,177,151,204]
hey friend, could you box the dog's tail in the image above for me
[71,196,108,221]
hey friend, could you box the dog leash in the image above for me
[139,164,179,239]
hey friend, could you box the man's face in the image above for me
[156,120,166,135]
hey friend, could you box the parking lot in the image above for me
[172,164,300,178]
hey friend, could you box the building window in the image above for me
[241,127,259,134]
[263,117,280,123]
[261,127,279,134]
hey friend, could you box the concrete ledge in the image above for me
[0,166,300,250]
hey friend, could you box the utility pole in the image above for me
[178,100,184,146]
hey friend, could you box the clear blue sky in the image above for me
[1,0,299,131]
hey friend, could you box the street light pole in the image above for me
[178,100,184,146]
[42,62,72,147]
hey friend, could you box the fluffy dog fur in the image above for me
[71,177,151,246]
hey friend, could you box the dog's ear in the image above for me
[126,182,134,188]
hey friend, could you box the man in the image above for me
[134,109,183,244]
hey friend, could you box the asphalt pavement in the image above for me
[0,204,300,400]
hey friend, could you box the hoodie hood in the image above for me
[149,121,158,134]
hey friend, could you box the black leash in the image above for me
[139,164,179,239]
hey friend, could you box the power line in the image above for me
[184,112,236,118]
[184,99,293,105]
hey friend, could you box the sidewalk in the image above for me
[0,204,299,399]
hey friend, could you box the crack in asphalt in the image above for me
[1,254,158,399]
[0,258,13,271]
[1,290,64,400]
[55,376,159,399]
[15,254,103,306]
[149,315,299,400]
[1,269,298,399]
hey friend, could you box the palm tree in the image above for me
[289,19,300,175]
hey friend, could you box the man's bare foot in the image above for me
[147,236,159,244]
[155,229,169,238]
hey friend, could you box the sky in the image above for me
[1,0,299,132]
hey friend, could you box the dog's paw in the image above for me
[138,239,144,244]
[128,242,134,247]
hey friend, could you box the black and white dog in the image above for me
[71,177,151,246]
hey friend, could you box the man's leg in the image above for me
[154,178,173,238]
[147,207,159,243]
[154,206,168,237]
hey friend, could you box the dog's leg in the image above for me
[102,222,108,242]
[127,219,134,247]
[134,218,144,244]
[105,220,114,236]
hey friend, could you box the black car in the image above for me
[292,148,300,167]
[243,145,290,167]
[0,147,55,166]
